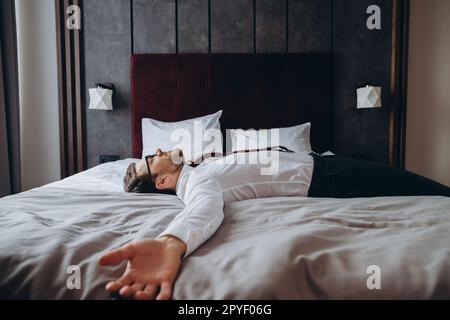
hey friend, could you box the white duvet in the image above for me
[0,159,449,299]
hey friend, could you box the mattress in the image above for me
[0,159,449,299]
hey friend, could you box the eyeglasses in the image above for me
[145,154,155,181]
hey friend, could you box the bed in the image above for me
[1,158,449,299]
[1,54,449,299]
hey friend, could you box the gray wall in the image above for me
[83,0,393,167]
[84,0,131,168]
[406,0,450,186]
[333,0,393,164]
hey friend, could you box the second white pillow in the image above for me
[230,122,312,154]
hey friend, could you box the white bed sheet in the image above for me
[0,159,449,299]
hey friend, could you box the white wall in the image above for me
[406,0,450,187]
[15,0,61,191]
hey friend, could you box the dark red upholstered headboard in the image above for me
[131,54,333,158]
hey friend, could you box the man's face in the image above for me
[136,148,184,179]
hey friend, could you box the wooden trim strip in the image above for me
[389,0,398,167]
[398,0,410,169]
[64,0,75,175]
[55,0,85,177]
[73,0,84,172]
[55,0,67,178]
[388,0,410,168]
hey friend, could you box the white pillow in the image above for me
[230,122,312,153]
[142,110,223,162]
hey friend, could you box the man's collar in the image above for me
[175,164,194,195]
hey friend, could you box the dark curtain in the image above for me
[0,0,21,197]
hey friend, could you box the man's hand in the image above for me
[98,236,186,300]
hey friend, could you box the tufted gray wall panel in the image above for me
[256,0,286,53]
[133,0,176,53]
[289,0,332,52]
[178,0,209,53]
[211,0,254,53]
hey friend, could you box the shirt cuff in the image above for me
[157,221,193,258]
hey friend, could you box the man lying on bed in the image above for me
[98,148,450,300]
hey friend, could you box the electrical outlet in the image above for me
[99,155,120,164]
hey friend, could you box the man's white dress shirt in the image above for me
[158,151,314,257]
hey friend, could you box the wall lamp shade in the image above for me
[357,85,382,109]
[89,84,113,110]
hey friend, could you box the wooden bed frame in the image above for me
[131,53,334,158]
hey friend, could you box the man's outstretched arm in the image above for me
[98,173,224,300]
[157,173,225,257]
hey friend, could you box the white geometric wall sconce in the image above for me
[89,83,114,111]
[356,85,382,109]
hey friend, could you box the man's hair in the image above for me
[123,162,176,195]
[123,162,157,193]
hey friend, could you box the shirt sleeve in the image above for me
[157,172,224,258]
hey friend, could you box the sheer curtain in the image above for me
[0,0,21,197]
